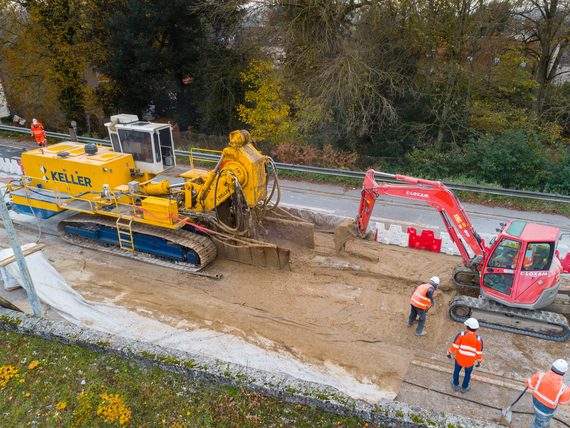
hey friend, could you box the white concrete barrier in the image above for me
[9,159,19,174]
[439,231,497,257]
[0,157,23,175]
[375,223,409,247]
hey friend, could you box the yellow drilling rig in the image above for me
[7,115,299,276]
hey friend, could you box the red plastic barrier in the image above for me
[555,250,570,274]
[408,227,442,253]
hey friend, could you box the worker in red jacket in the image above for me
[408,276,439,336]
[30,119,47,147]
[447,317,483,393]
[526,359,569,428]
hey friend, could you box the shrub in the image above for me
[405,131,554,191]
[270,143,359,170]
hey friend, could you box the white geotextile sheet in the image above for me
[0,244,391,403]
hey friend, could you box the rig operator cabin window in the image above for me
[118,129,154,163]
[110,133,121,152]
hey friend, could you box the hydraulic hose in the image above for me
[261,157,280,211]
[22,189,42,244]
[213,169,251,236]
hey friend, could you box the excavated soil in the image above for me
[2,226,569,404]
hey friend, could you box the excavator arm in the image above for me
[356,170,486,268]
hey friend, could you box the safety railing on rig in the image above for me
[1,123,570,204]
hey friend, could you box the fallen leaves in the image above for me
[0,365,19,386]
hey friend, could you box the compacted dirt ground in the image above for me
[1,221,569,426]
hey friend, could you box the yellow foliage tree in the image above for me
[469,50,541,135]
[237,60,301,145]
[0,0,111,130]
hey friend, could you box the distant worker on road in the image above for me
[526,359,569,428]
[408,276,439,336]
[30,119,47,148]
[448,317,483,393]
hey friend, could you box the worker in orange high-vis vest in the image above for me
[447,317,483,393]
[408,276,439,336]
[30,119,47,147]
[525,359,569,428]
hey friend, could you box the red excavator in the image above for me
[355,170,570,341]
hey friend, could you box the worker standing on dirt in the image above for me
[525,359,569,428]
[30,119,47,148]
[447,318,483,393]
[408,276,439,336]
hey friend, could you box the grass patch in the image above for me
[455,190,570,217]
[277,169,362,187]
[0,329,381,427]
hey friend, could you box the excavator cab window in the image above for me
[484,238,522,296]
[487,238,522,269]
[522,242,553,272]
[483,273,514,295]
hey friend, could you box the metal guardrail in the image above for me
[0,124,110,146]
[1,123,570,203]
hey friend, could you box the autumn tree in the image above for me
[412,0,516,149]
[514,0,570,114]
[237,59,300,144]
[0,0,116,130]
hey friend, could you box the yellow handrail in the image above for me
[186,148,222,170]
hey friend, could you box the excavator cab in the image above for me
[480,221,560,310]
[105,114,176,175]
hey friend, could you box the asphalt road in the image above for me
[277,177,570,235]
[2,136,570,237]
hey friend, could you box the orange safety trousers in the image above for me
[447,330,483,367]
[30,123,46,145]
[410,283,432,310]
[526,371,570,409]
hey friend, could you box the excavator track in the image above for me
[58,214,220,279]
[452,265,480,289]
[449,295,570,342]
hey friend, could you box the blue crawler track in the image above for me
[64,223,200,264]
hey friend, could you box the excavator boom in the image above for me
[357,170,486,267]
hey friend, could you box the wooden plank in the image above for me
[0,244,46,268]
[0,296,22,312]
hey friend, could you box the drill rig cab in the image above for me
[106,114,176,175]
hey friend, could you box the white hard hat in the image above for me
[464,318,479,330]
[32,118,37,123]
[429,276,440,286]
[552,359,568,375]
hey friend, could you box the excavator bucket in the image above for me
[211,236,291,270]
[334,218,360,254]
